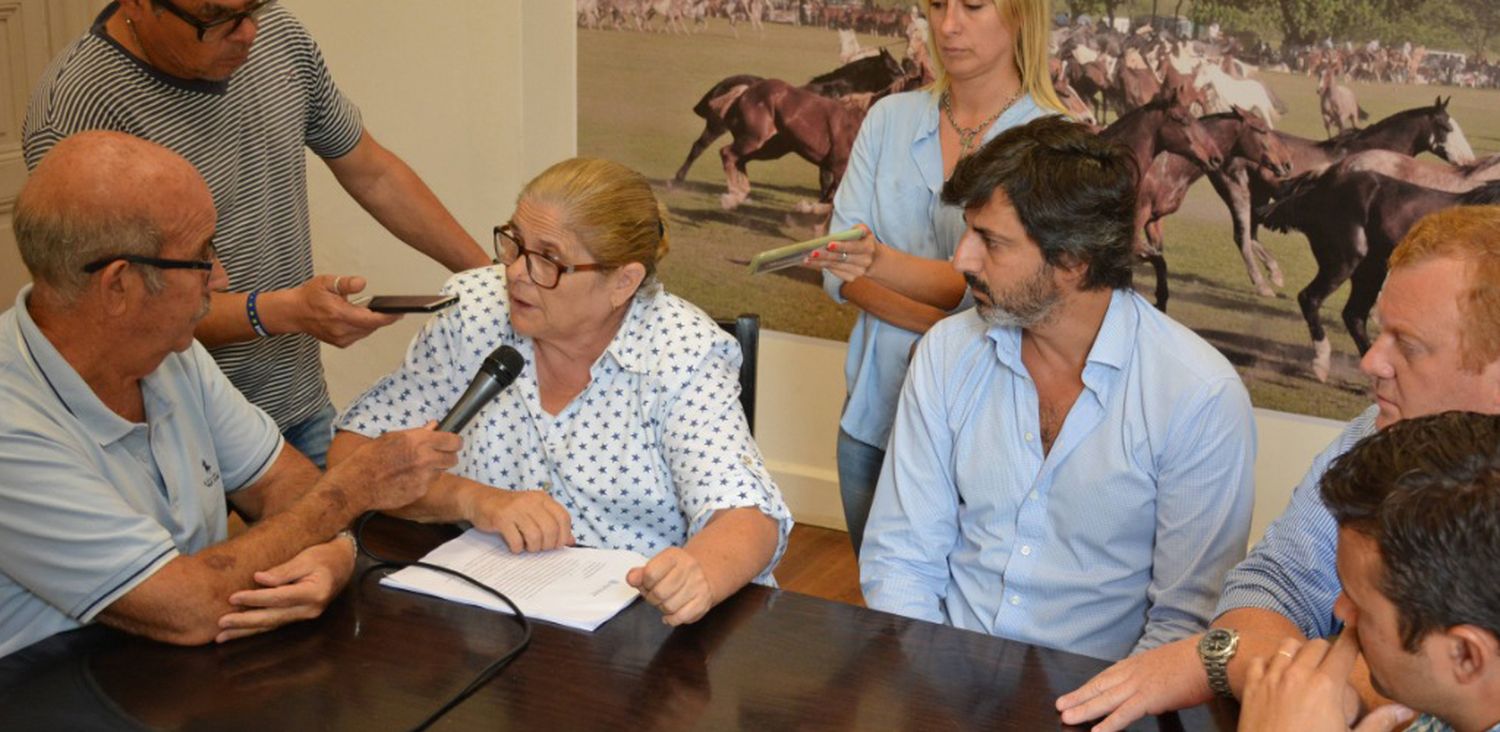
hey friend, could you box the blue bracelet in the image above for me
[246,290,270,338]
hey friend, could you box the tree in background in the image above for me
[1062,0,1100,23]
[1436,0,1498,56]
[1062,0,1492,55]
[1192,0,1425,46]
[1101,0,1128,26]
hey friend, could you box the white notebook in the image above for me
[380,528,646,632]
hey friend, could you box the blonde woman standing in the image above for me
[803,0,1069,555]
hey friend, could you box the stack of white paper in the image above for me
[380,529,646,632]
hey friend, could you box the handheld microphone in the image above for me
[436,344,525,433]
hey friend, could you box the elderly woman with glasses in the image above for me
[329,158,791,626]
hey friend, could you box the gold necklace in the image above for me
[942,88,1022,157]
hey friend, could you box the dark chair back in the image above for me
[717,313,759,434]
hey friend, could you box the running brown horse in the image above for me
[716,79,869,213]
[1098,92,1225,191]
[1050,57,1097,126]
[1261,173,1500,382]
[672,49,908,184]
[1065,57,1115,124]
[673,73,763,184]
[1209,96,1478,300]
[1160,63,1206,114]
[1317,66,1367,137]
[1115,62,1161,114]
[1135,107,1294,310]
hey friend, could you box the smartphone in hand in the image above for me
[365,295,459,313]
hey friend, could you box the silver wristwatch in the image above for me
[1197,628,1239,699]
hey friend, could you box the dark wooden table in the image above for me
[0,516,1236,731]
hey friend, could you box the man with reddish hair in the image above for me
[1059,205,1500,729]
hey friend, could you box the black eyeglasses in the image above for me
[493,224,609,290]
[83,243,217,275]
[151,0,276,42]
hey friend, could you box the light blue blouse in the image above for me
[825,89,1047,448]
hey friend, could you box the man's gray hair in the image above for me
[13,204,164,303]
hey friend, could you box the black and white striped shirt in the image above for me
[23,3,364,430]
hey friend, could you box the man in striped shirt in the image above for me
[1059,206,1500,729]
[22,1,491,466]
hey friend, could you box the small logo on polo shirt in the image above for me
[202,458,221,488]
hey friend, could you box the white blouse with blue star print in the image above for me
[338,267,792,582]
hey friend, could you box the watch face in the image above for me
[1202,630,1233,654]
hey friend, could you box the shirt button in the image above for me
[1020,545,1032,556]
[1028,490,1039,501]
[1009,595,1021,606]
[1025,432,1035,442]
[541,481,552,491]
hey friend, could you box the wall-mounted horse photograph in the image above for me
[577,0,1500,420]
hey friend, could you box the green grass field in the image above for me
[578,20,1500,419]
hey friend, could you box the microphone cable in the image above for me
[352,511,532,732]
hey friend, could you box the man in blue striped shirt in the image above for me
[1059,206,1500,729]
[1239,411,1500,732]
[859,116,1256,662]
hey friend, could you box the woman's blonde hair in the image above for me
[921,0,1068,116]
[518,157,671,286]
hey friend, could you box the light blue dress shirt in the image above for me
[0,286,283,658]
[1215,406,1379,636]
[860,290,1256,661]
[825,89,1046,448]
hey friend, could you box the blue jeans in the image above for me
[837,428,886,557]
[282,402,337,469]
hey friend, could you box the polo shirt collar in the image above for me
[13,285,168,447]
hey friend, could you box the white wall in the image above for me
[2,1,1344,546]
[294,0,575,405]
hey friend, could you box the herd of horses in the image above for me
[672,44,1494,383]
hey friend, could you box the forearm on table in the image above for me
[684,507,780,603]
[840,278,950,334]
[100,483,360,645]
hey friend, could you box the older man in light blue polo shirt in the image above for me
[0,131,462,659]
